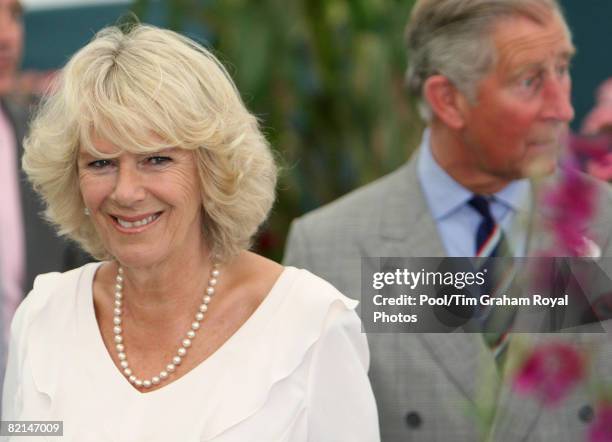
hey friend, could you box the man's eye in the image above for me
[88,159,113,169]
[147,156,172,166]
[520,74,542,91]
[521,77,535,88]
[557,63,571,77]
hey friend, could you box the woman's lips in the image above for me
[110,212,162,233]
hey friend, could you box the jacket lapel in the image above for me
[360,152,446,259]
[2,99,37,289]
[421,333,500,404]
[488,334,548,441]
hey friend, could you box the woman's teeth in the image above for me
[116,213,160,228]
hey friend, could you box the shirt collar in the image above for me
[417,129,530,219]
[495,177,530,213]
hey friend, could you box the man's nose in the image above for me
[542,76,575,123]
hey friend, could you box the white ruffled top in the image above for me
[2,263,379,442]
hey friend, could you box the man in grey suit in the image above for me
[284,0,612,440]
[0,0,88,314]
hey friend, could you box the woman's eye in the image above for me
[88,159,114,169]
[147,156,172,166]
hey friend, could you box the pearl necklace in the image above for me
[112,263,220,389]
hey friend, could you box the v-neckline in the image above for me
[77,262,296,399]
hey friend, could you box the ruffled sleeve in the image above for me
[305,300,380,442]
[1,271,65,421]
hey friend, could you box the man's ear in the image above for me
[423,75,470,129]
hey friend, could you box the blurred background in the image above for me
[17,0,612,260]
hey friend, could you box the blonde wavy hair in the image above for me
[23,24,277,262]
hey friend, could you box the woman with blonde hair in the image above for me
[2,24,379,441]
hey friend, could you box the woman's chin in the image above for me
[111,248,167,271]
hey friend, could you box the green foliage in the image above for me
[132,0,423,260]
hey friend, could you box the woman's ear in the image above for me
[423,75,469,129]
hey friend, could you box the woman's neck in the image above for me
[115,241,214,326]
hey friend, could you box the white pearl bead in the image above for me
[212,269,220,277]
[203,296,211,304]
[199,304,208,313]
[120,360,129,369]
[187,330,196,339]
[116,344,124,352]
[118,267,124,275]
[113,326,122,335]
[134,379,143,387]
[113,308,122,316]
[191,321,200,330]
[166,364,175,373]
[114,300,122,307]
[152,376,160,385]
[115,283,122,291]
[114,335,123,344]
[195,312,204,321]
[143,380,152,388]
[182,338,191,348]
[124,368,132,376]
[206,287,214,295]
[118,352,126,360]
[209,278,217,286]
[178,347,187,357]
[129,375,136,383]
[172,356,182,365]
[160,371,168,379]
[115,292,122,300]
[117,275,124,283]
[113,317,121,325]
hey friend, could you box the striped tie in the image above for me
[468,195,508,258]
[467,195,514,365]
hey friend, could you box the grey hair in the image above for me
[23,24,277,263]
[405,0,569,121]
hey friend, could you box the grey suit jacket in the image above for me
[284,150,612,441]
[2,99,89,296]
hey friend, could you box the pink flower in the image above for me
[586,152,612,182]
[542,157,597,256]
[571,133,612,182]
[513,342,585,407]
[581,77,612,135]
[588,403,612,442]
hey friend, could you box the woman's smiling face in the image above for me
[78,137,204,269]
